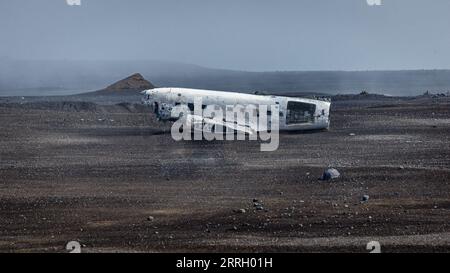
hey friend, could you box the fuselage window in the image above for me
[286,101,316,125]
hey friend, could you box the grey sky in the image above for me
[1,0,449,71]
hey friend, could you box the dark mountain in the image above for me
[103,73,155,91]
[66,73,155,104]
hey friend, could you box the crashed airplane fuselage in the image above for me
[142,87,331,132]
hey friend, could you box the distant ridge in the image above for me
[2,59,450,96]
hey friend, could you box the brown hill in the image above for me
[104,73,155,91]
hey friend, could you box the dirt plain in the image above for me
[0,95,449,253]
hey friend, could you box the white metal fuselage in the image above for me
[142,87,331,131]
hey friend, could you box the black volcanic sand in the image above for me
[0,96,449,253]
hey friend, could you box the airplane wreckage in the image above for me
[142,87,331,151]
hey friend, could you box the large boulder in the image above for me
[320,168,340,181]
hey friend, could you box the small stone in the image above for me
[349,133,356,136]
[234,209,246,214]
[147,216,154,221]
[255,205,264,211]
[362,195,370,202]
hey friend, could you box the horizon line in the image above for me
[2,57,450,74]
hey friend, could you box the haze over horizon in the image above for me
[1,0,450,71]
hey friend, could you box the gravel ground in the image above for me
[0,96,449,253]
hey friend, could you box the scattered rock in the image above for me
[255,205,264,211]
[233,209,246,214]
[349,133,356,136]
[252,198,266,211]
[147,216,154,221]
[361,195,370,202]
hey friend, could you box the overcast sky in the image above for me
[1,0,449,71]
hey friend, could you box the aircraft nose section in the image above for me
[142,89,155,105]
